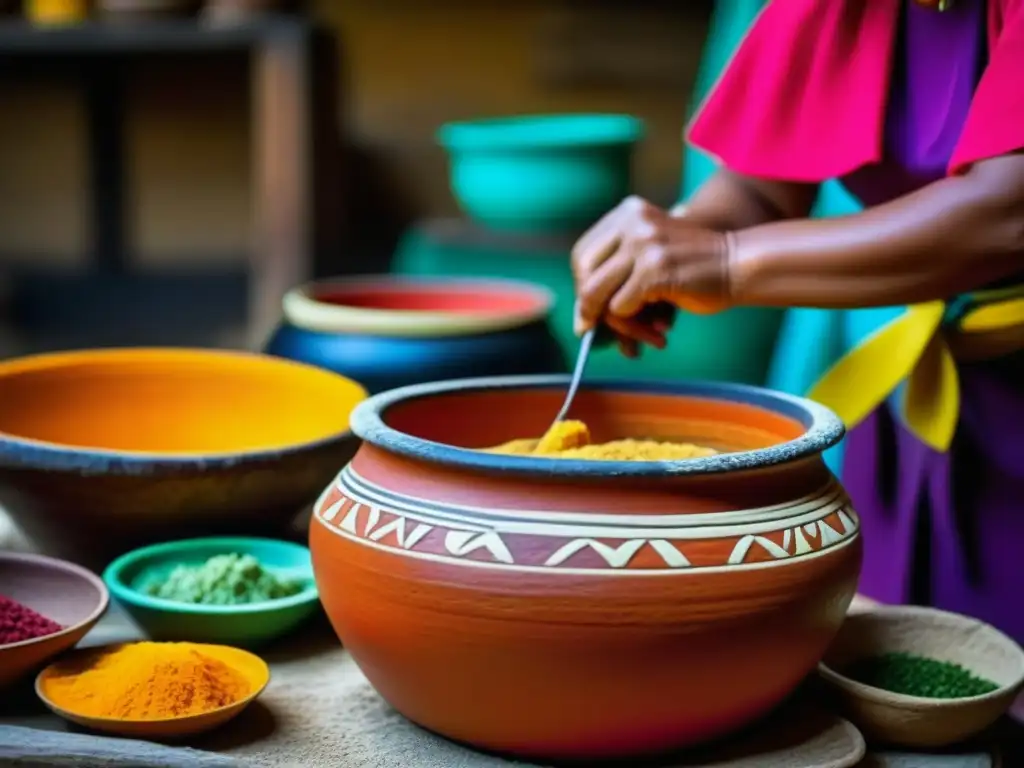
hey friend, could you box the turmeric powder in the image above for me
[535,420,591,453]
[39,641,252,720]
[488,418,718,461]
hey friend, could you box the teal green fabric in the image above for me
[681,0,864,473]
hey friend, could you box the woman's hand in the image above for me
[571,196,734,356]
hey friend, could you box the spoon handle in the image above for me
[554,327,597,423]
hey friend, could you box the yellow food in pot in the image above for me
[535,419,592,453]
[487,419,717,461]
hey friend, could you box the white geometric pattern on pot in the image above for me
[313,467,860,575]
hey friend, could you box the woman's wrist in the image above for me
[723,228,768,306]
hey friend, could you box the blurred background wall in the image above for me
[0,0,709,276]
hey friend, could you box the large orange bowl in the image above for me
[0,348,367,568]
[310,375,862,762]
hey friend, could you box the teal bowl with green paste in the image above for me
[103,537,320,648]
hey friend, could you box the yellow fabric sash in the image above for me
[807,286,1024,452]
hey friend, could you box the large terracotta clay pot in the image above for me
[310,375,862,762]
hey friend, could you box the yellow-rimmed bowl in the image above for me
[266,276,566,394]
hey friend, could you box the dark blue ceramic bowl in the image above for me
[0,348,367,570]
[264,276,567,393]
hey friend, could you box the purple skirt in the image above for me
[844,355,1024,643]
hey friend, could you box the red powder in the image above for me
[0,594,63,644]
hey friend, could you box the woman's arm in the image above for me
[730,154,1024,308]
[570,169,817,336]
[670,168,818,230]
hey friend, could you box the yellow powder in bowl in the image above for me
[487,419,717,461]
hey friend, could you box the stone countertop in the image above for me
[0,597,1016,768]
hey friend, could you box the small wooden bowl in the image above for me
[818,606,1024,748]
[35,641,270,739]
[0,552,109,688]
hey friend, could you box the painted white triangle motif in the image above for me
[340,503,361,534]
[368,516,433,550]
[544,539,645,568]
[728,535,790,565]
[320,497,346,523]
[837,509,856,533]
[817,519,843,545]
[648,540,691,567]
[363,505,381,536]
[368,517,405,544]
[444,530,514,564]
[793,527,813,555]
[313,483,337,517]
[403,523,433,550]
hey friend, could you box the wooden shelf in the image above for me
[0,14,344,345]
[0,15,310,56]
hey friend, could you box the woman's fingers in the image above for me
[609,245,665,319]
[571,225,620,289]
[604,314,667,349]
[571,196,662,312]
[609,271,653,320]
[571,196,682,340]
[571,217,622,334]
[616,336,640,359]
[603,302,675,352]
[575,251,633,334]
[570,203,634,282]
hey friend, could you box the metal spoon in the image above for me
[550,301,676,427]
[551,326,597,425]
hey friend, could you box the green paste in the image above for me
[142,553,304,606]
[844,651,999,699]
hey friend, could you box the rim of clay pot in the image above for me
[350,375,845,478]
[282,275,556,338]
